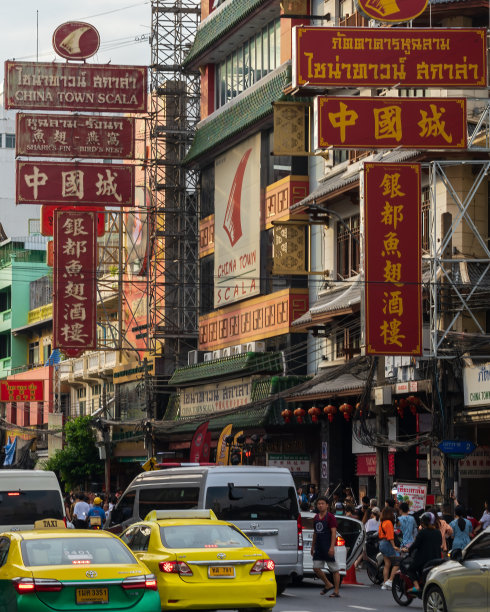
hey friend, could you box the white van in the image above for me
[0,470,65,531]
[107,466,302,592]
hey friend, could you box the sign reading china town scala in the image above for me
[292,27,487,89]
[0,380,44,402]
[4,61,147,113]
[53,211,97,357]
[16,113,135,160]
[214,133,261,308]
[356,0,428,23]
[314,96,467,150]
[16,161,135,207]
[52,21,100,60]
[364,163,422,356]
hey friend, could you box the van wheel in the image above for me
[276,576,289,594]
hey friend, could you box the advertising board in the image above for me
[396,482,427,513]
[0,380,44,402]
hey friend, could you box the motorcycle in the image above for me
[392,556,447,606]
[364,531,385,585]
[88,515,103,530]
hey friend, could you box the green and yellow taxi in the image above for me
[120,510,277,611]
[0,519,160,612]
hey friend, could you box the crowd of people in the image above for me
[63,490,122,529]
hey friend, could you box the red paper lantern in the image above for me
[339,403,353,421]
[281,408,293,424]
[407,395,420,415]
[294,407,306,424]
[323,404,337,422]
[308,406,321,423]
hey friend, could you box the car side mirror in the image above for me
[450,548,463,563]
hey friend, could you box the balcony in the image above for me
[73,358,86,379]
[27,304,52,325]
[0,310,11,333]
[264,176,309,229]
[339,12,368,27]
[87,353,101,375]
[59,362,72,382]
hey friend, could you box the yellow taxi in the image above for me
[0,519,160,612]
[120,510,277,611]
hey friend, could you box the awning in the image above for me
[292,282,361,330]
[12,317,53,336]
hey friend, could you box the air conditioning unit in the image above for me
[212,349,223,360]
[188,350,199,365]
[245,341,266,353]
[230,345,242,355]
[204,352,213,362]
[222,347,232,357]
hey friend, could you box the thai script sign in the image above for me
[268,453,310,474]
[293,27,487,88]
[41,205,105,237]
[395,482,427,513]
[0,380,44,402]
[463,361,490,407]
[5,61,147,112]
[54,211,97,357]
[17,161,135,207]
[315,96,467,150]
[364,163,422,356]
[356,0,428,23]
[52,22,100,60]
[180,377,254,417]
[16,113,135,160]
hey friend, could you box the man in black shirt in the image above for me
[311,496,341,598]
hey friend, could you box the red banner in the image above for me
[41,205,105,237]
[16,113,135,160]
[364,163,422,356]
[315,96,466,150]
[356,453,395,476]
[0,380,44,402]
[5,61,147,113]
[54,211,97,357]
[17,161,135,207]
[293,27,487,88]
[189,422,209,463]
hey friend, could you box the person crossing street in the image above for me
[311,496,341,598]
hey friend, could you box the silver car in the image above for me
[424,526,490,612]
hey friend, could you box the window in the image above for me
[337,215,360,279]
[76,387,86,399]
[160,524,250,549]
[138,487,200,518]
[43,344,51,364]
[110,491,136,525]
[0,538,10,567]
[21,537,135,566]
[5,134,15,148]
[0,490,63,525]
[205,485,298,521]
[131,525,152,551]
[28,341,39,366]
[465,534,490,560]
[91,384,101,396]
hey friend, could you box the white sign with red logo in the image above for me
[214,133,261,308]
[396,482,427,513]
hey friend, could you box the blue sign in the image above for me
[438,440,476,456]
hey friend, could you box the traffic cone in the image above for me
[342,563,363,585]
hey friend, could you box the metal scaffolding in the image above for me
[147,0,201,375]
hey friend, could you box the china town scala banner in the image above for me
[292,27,487,89]
[363,163,422,356]
[53,211,97,357]
[314,96,467,150]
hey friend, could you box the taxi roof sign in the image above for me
[34,518,66,529]
[145,509,217,521]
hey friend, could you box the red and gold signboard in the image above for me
[54,211,97,357]
[52,22,100,60]
[315,96,467,150]
[356,0,428,23]
[5,61,147,113]
[0,380,44,402]
[293,27,487,88]
[41,205,105,237]
[364,163,422,356]
[17,161,135,207]
[16,113,135,160]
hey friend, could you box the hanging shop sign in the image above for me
[180,377,255,417]
[395,482,427,513]
[356,0,428,23]
[214,133,261,308]
[17,161,135,207]
[5,61,147,113]
[41,205,105,237]
[53,210,97,357]
[0,380,44,402]
[16,113,135,160]
[314,96,467,150]
[356,453,395,476]
[459,446,490,478]
[52,21,100,60]
[463,361,490,407]
[364,163,422,356]
[292,27,487,89]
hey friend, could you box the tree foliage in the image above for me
[44,415,103,491]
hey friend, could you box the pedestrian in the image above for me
[403,512,442,595]
[307,484,318,507]
[397,502,418,549]
[311,496,341,598]
[466,508,482,538]
[344,504,356,517]
[87,496,106,528]
[450,505,473,550]
[63,493,72,522]
[479,500,490,530]
[378,505,400,589]
[433,510,453,554]
[355,495,370,522]
[297,486,307,505]
[334,502,344,516]
[355,507,381,569]
[72,492,90,529]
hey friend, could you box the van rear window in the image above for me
[138,487,199,518]
[205,486,298,521]
[0,490,63,524]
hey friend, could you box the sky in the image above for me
[0,0,154,91]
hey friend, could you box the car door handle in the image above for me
[243,529,279,536]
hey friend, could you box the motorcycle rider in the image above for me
[403,511,442,594]
[87,496,106,528]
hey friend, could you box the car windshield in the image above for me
[205,486,298,521]
[160,524,252,549]
[0,490,63,524]
[21,537,137,566]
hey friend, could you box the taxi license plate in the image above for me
[76,587,109,604]
[208,566,235,578]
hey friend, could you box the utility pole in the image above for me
[376,356,389,505]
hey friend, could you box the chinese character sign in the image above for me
[293,27,487,88]
[0,380,44,402]
[17,161,135,207]
[315,97,466,150]
[364,163,422,356]
[54,211,97,357]
[41,205,105,237]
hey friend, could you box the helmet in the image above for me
[93,497,102,506]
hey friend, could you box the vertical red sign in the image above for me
[364,163,422,356]
[54,211,97,357]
